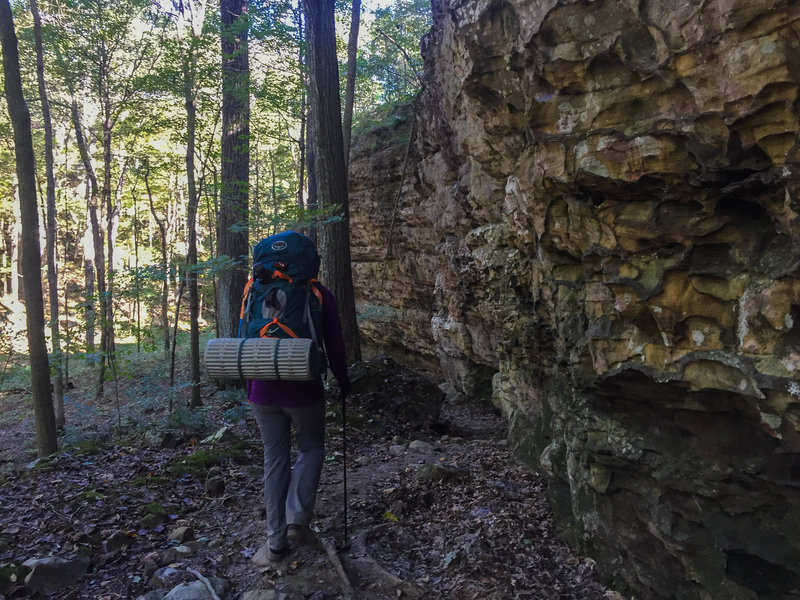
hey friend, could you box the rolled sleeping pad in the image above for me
[204,337,320,381]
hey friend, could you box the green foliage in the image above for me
[162,402,212,433]
[79,489,106,501]
[0,0,434,401]
[74,439,101,456]
[167,448,220,475]
[354,0,431,130]
[0,363,32,393]
[145,501,166,515]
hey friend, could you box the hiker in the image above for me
[244,231,351,562]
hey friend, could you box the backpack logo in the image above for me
[271,241,288,251]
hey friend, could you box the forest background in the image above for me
[0,0,431,457]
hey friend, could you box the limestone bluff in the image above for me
[349,0,800,598]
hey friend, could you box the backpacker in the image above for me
[239,232,323,347]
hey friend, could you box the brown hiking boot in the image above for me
[287,524,313,545]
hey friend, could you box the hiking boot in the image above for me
[287,524,313,545]
[268,546,287,562]
[252,543,287,566]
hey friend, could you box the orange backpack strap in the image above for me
[310,280,323,306]
[240,277,254,320]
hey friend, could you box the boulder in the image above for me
[164,577,229,600]
[23,555,90,594]
[168,526,194,543]
[348,0,800,597]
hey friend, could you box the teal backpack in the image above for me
[238,232,323,346]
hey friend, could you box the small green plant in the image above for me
[75,439,100,456]
[128,475,167,487]
[167,449,221,475]
[79,490,106,501]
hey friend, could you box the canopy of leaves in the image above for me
[354,0,431,131]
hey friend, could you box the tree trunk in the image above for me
[0,0,58,456]
[10,185,21,301]
[342,0,361,171]
[31,0,64,429]
[133,180,141,352]
[270,150,277,231]
[68,97,106,393]
[144,169,171,356]
[296,1,306,213]
[179,0,204,408]
[306,108,317,246]
[303,0,361,363]
[102,105,115,370]
[83,200,95,351]
[204,175,219,338]
[218,0,250,339]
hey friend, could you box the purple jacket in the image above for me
[247,283,350,407]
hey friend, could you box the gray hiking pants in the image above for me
[251,400,325,552]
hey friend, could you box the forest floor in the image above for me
[0,348,617,600]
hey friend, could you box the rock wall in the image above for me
[350,0,800,598]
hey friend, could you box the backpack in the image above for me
[238,232,324,348]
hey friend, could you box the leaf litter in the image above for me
[0,355,611,599]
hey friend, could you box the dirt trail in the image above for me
[0,356,609,599]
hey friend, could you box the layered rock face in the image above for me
[350,0,800,598]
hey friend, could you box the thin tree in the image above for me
[30,0,65,428]
[144,167,171,356]
[65,0,159,396]
[0,0,58,456]
[303,0,361,362]
[54,30,107,396]
[218,0,250,338]
[176,0,208,407]
[68,95,107,376]
[342,0,361,171]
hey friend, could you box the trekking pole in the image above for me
[341,389,348,546]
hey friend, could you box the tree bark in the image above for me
[178,0,207,407]
[295,1,306,213]
[306,107,317,245]
[218,0,250,339]
[70,98,105,367]
[133,183,141,352]
[304,0,361,362]
[31,0,65,429]
[144,169,171,356]
[83,200,95,352]
[0,0,58,456]
[342,0,361,171]
[10,191,20,300]
[99,2,116,372]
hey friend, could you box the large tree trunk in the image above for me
[303,0,361,363]
[217,0,250,339]
[0,0,58,456]
[342,0,361,171]
[31,0,64,429]
[295,1,306,213]
[306,107,317,245]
